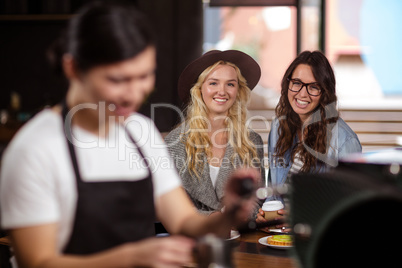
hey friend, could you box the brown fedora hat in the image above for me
[178,50,261,103]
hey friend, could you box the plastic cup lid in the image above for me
[262,200,284,211]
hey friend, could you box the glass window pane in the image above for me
[203,5,297,108]
[327,0,402,151]
[327,0,402,99]
[300,0,323,52]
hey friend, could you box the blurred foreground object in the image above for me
[195,234,233,268]
[291,148,402,268]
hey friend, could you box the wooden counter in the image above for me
[0,232,299,268]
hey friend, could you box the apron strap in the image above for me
[61,100,152,182]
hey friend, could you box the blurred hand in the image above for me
[223,168,260,226]
[256,208,270,233]
[129,235,195,268]
[277,209,291,232]
[256,208,290,233]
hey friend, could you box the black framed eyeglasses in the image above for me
[287,78,322,96]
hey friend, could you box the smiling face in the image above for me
[288,64,321,122]
[76,46,156,120]
[201,64,239,118]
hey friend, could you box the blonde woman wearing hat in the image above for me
[165,50,265,216]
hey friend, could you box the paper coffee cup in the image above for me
[262,200,284,227]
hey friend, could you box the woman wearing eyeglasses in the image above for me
[269,50,361,184]
[256,51,361,230]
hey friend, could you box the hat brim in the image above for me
[178,50,261,103]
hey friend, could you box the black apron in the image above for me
[61,102,156,255]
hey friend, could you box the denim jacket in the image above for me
[268,117,362,187]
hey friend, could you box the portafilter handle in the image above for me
[194,234,234,268]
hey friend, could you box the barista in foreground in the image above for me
[0,2,260,267]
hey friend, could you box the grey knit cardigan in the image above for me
[165,125,265,215]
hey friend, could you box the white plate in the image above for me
[258,236,292,249]
[226,230,240,240]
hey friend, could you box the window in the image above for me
[204,3,297,108]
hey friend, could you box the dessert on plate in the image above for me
[267,235,293,246]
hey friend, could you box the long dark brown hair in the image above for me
[275,51,339,172]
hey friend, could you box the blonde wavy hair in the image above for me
[181,60,259,179]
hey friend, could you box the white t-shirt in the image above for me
[209,164,220,188]
[0,109,181,254]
